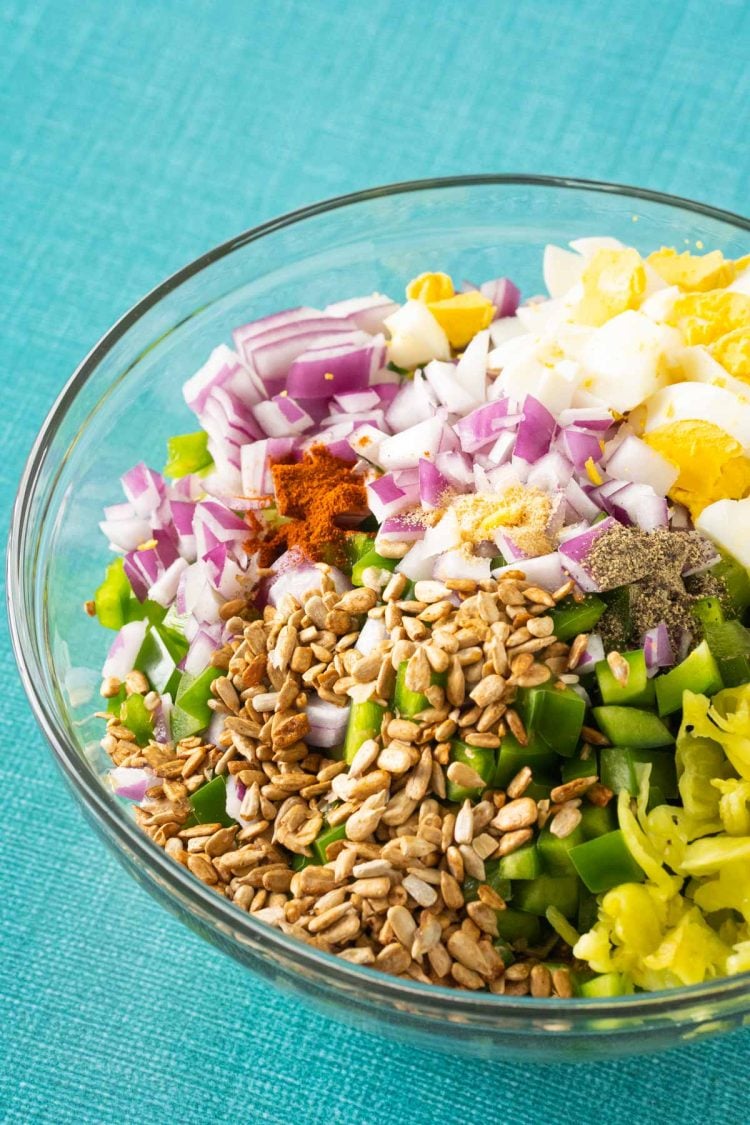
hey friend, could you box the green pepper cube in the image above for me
[496,841,541,881]
[463,858,512,904]
[106,685,127,714]
[345,532,376,567]
[577,890,599,934]
[121,693,153,747]
[446,739,496,801]
[518,685,585,757]
[550,595,606,642]
[312,822,347,864]
[352,549,397,587]
[188,775,235,828]
[592,705,674,748]
[579,803,618,840]
[631,749,678,800]
[569,829,645,893]
[711,551,750,617]
[599,747,638,795]
[691,596,725,635]
[164,431,213,478]
[495,908,542,945]
[705,620,750,688]
[134,625,182,696]
[393,661,446,719]
[595,650,652,706]
[176,666,222,726]
[343,700,385,764]
[513,874,579,920]
[170,703,207,741]
[524,780,553,801]
[577,971,634,998]
[290,853,315,872]
[655,640,723,716]
[94,557,132,630]
[494,732,559,789]
[562,755,598,783]
[537,822,586,876]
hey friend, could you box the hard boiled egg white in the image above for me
[696,498,750,570]
[579,310,681,413]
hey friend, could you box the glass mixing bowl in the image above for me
[9,176,750,1062]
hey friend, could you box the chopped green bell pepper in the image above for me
[577,890,599,933]
[496,841,542,881]
[312,822,347,864]
[592,705,674,748]
[393,661,446,719]
[494,731,559,789]
[163,431,213,478]
[94,557,132,630]
[655,639,723,716]
[175,666,222,727]
[513,874,579,919]
[569,829,645,893]
[351,549,397,587]
[121,693,153,747]
[711,551,750,617]
[170,704,207,741]
[691,596,725,635]
[188,775,235,828]
[495,908,542,945]
[463,858,512,904]
[446,739,496,801]
[705,620,750,688]
[562,754,598,783]
[537,822,586,876]
[343,700,385,764]
[134,625,183,697]
[577,972,634,998]
[579,803,617,840]
[595,649,654,706]
[517,684,585,757]
[600,747,678,801]
[550,595,606,642]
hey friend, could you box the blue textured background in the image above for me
[2,1,749,1121]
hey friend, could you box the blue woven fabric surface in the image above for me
[2,1,749,1121]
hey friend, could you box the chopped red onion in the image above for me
[124,530,179,602]
[480,277,521,319]
[355,616,387,656]
[99,513,153,553]
[306,695,351,749]
[419,458,453,509]
[325,295,399,335]
[103,619,148,680]
[348,424,390,464]
[148,557,189,607]
[557,517,617,592]
[526,451,574,492]
[485,430,517,467]
[385,370,437,431]
[111,766,153,802]
[121,463,165,519]
[252,395,314,438]
[232,307,325,356]
[493,551,565,589]
[513,395,557,464]
[435,450,474,487]
[184,628,222,676]
[642,622,674,675]
[433,549,492,582]
[332,388,382,414]
[605,433,679,497]
[576,633,605,674]
[564,477,601,522]
[286,333,385,400]
[424,360,478,414]
[608,483,668,532]
[184,344,265,416]
[559,427,603,470]
[557,407,614,431]
[455,398,515,454]
[378,413,450,471]
[455,329,490,403]
[367,473,418,522]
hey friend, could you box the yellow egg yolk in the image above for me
[427,291,495,349]
[644,420,750,518]
[710,327,750,383]
[647,248,736,291]
[575,248,647,327]
[666,290,750,346]
[406,271,455,303]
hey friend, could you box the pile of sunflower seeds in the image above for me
[99,564,613,996]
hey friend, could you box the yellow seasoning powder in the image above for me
[450,485,554,557]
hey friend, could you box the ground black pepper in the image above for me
[588,526,724,647]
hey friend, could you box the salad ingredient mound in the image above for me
[89,236,750,998]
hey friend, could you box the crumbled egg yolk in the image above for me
[709,326,750,383]
[574,247,647,327]
[647,248,736,291]
[405,271,494,348]
[406,271,455,303]
[666,290,750,346]
[644,420,750,518]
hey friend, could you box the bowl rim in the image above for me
[9,173,750,1023]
